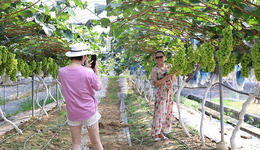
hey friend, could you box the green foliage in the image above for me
[143,55,154,78]
[1,0,260,81]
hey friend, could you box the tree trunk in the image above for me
[0,107,23,134]
[200,74,216,145]
[176,80,190,137]
[230,88,260,150]
[34,74,49,117]
[56,79,65,109]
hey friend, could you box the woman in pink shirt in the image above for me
[58,43,103,150]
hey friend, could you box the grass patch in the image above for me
[99,76,119,104]
[8,93,62,117]
[0,97,9,105]
[180,97,201,111]
[212,99,260,116]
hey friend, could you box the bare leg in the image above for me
[70,125,82,150]
[87,122,103,150]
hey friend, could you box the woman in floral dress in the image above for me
[150,51,177,141]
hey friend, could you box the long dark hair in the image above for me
[70,56,83,61]
[155,51,165,56]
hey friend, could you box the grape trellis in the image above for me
[0,75,64,135]
[0,0,260,149]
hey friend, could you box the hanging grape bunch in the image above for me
[187,46,195,62]
[216,26,234,66]
[168,48,186,76]
[5,53,18,81]
[167,56,175,75]
[221,55,236,77]
[181,46,201,76]
[251,43,260,81]
[168,63,176,75]
[18,59,25,77]
[42,57,49,71]
[45,57,59,79]
[50,61,58,79]
[241,53,252,78]
[23,62,30,78]
[199,42,215,72]
[0,46,18,81]
[18,59,31,78]
[0,46,8,76]
[35,61,42,75]
[29,60,37,76]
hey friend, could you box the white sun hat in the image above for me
[65,43,94,57]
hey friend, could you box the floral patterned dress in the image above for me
[150,63,174,137]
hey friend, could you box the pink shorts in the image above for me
[67,111,101,128]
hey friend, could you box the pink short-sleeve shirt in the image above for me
[58,66,101,121]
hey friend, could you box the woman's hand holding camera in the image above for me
[83,57,93,68]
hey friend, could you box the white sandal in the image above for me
[154,138,161,142]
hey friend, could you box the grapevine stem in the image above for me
[0,0,40,18]
[230,88,260,150]
[185,63,200,83]
[200,74,216,146]
[220,0,260,18]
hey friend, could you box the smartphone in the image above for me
[91,54,97,69]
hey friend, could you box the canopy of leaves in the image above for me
[0,0,107,66]
[100,0,259,77]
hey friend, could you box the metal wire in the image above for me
[23,115,67,150]
[41,120,67,150]
[0,108,59,144]
[125,106,144,150]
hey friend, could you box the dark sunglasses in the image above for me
[155,56,164,59]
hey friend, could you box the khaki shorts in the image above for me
[67,111,101,128]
